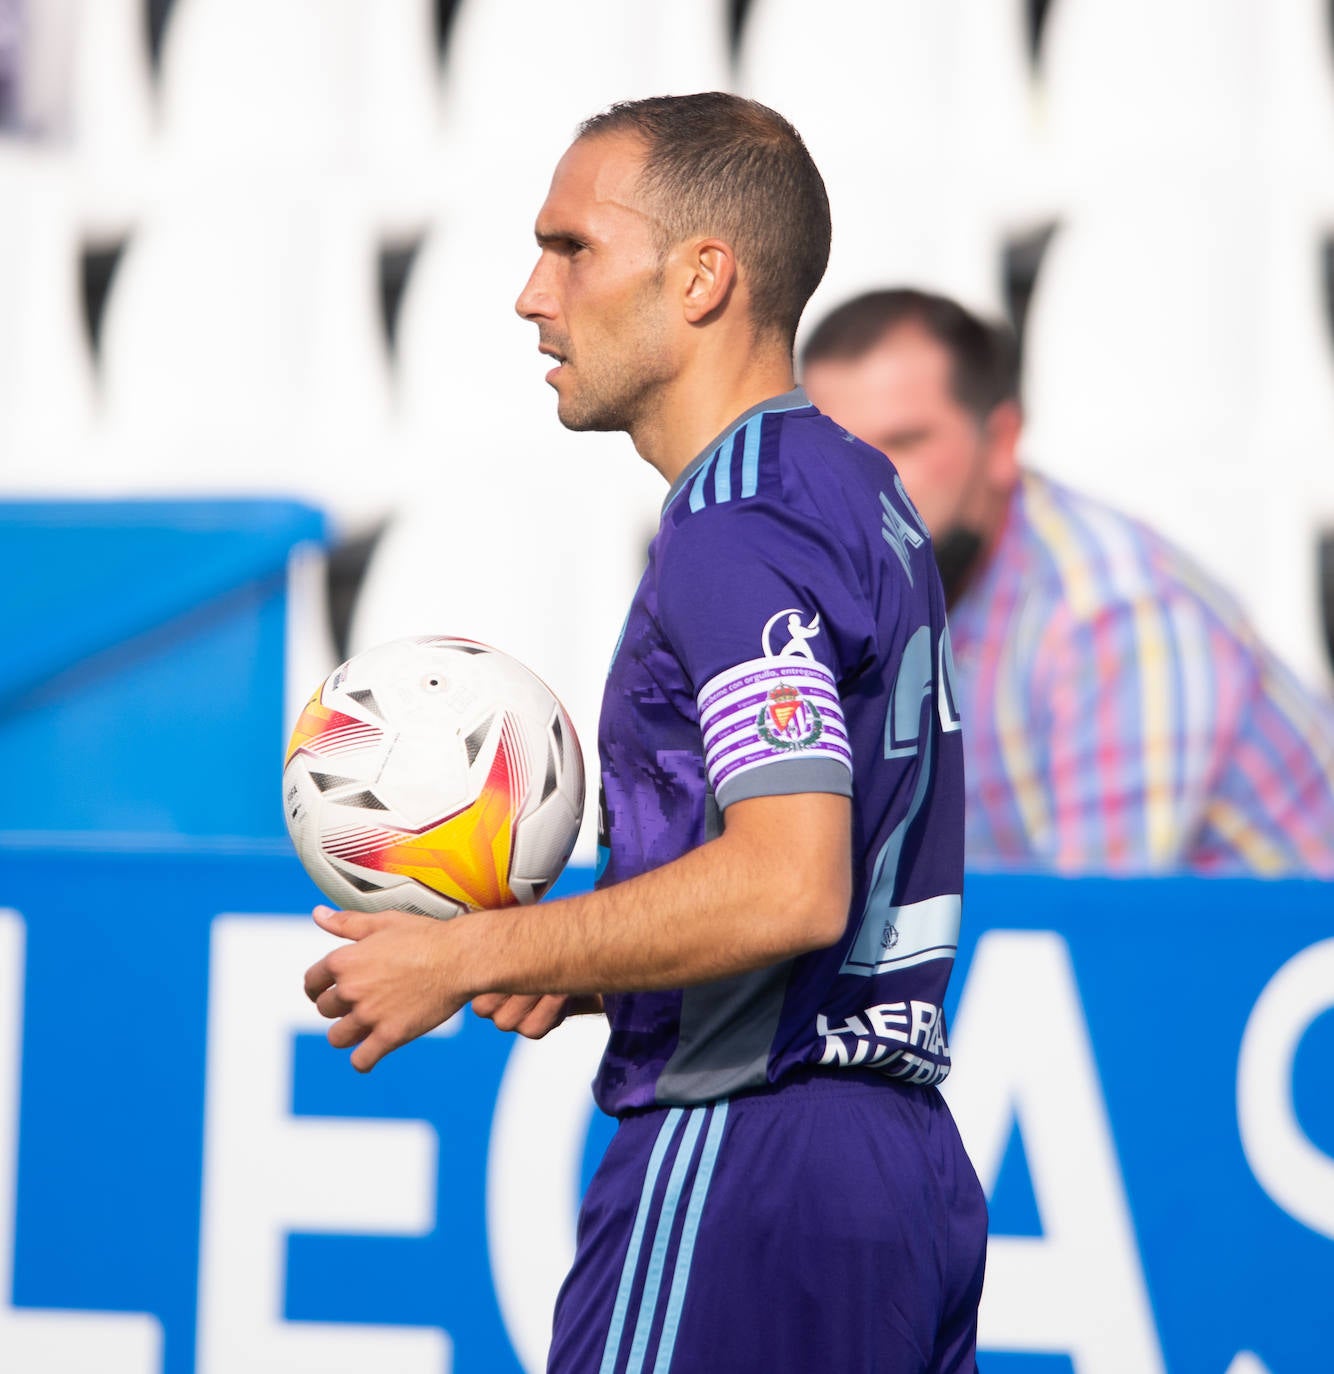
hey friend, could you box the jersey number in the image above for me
[883,623,961,760]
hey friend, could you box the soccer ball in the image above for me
[283,636,585,919]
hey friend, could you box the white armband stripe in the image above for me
[697,656,852,795]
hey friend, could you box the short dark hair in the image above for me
[801,288,1020,421]
[578,92,831,347]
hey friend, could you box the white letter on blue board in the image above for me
[942,931,1164,1372]
[196,915,452,1374]
[1238,938,1334,1240]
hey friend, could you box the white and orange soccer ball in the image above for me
[283,636,585,919]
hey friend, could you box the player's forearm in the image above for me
[450,792,852,999]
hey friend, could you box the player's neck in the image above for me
[631,345,796,487]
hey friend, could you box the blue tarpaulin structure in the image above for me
[0,499,326,843]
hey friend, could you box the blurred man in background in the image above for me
[803,287,1334,875]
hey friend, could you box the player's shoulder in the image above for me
[781,404,896,492]
[664,393,883,535]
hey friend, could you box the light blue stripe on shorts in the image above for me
[652,1100,729,1374]
[623,1107,707,1374]
[597,1101,732,1374]
[599,1108,684,1374]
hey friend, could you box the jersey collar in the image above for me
[662,386,813,512]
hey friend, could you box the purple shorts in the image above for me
[548,1070,987,1374]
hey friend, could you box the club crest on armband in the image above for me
[757,682,824,750]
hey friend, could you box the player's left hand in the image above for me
[471,992,566,1037]
[304,905,461,1072]
[470,992,594,1038]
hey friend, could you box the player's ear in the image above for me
[680,238,736,324]
[983,399,1023,490]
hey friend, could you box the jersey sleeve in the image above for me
[656,495,876,809]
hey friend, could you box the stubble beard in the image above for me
[555,282,672,436]
[556,354,665,435]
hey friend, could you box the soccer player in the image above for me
[304,93,986,1372]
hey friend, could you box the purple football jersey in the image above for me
[594,388,965,1115]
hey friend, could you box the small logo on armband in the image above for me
[757,683,824,751]
[761,608,822,659]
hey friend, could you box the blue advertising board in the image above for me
[0,852,1329,1374]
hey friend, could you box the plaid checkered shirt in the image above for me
[948,471,1334,874]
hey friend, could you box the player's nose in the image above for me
[515,261,555,322]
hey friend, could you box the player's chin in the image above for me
[554,389,592,432]
[556,395,625,435]
[556,406,600,434]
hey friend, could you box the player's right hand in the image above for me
[305,904,462,1071]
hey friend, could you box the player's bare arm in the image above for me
[303,788,851,1071]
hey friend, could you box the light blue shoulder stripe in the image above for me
[739,416,764,498]
[624,1106,707,1374]
[599,1108,684,1374]
[651,1101,729,1374]
[688,450,720,513]
[664,391,812,514]
[713,439,733,504]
